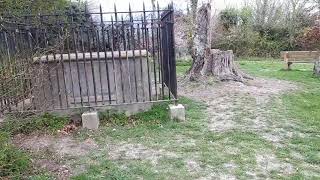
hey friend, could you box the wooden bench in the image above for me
[280,51,320,70]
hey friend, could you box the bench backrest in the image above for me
[281,51,320,62]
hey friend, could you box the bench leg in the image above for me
[286,62,293,70]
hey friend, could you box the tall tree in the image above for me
[151,0,156,12]
[187,0,198,58]
[312,0,320,76]
[284,0,315,47]
[151,0,156,20]
[253,0,283,30]
[188,3,251,82]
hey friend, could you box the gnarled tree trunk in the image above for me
[201,49,252,82]
[187,3,251,82]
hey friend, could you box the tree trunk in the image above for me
[201,49,252,82]
[188,3,211,81]
[187,0,198,57]
[314,60,320,76]
[187,3,251,82]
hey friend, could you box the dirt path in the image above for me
[13,134,98,179]
[179,77,299,177]
[179,77,297,136]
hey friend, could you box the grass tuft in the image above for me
[0,113,70,178]
[1,113,69,135]
[0,132,30,178]
[99,102,170,127]
[72,160,132,180]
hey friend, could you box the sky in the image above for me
[86,0,245,13]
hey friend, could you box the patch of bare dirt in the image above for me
[35,159,71,180]
[186,160,202,173]
[184,157,240,178]
[0,113,5,125]
[13,134,98,179]
[198,162,239,179]
[174,135,197,147]
[179,77,298,139]
[198,172,237,180]
[179,77,297,105]
[13,134,98,157]
[179,77,299,178]
[256,152,295,175]
[224,78,297,104]
[106,142,178,166]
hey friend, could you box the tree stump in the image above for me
[187,3,252,82]
[314,60,320,76]
[202,49,252,82]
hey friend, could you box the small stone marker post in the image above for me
[169,104,186,122]
[314,59,320,76]
[82,111,100,130]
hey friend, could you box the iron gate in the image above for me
[0,3,177,113]
[161,10,177,99]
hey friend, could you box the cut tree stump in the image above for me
[187,3,252,82]
[201,49,252,82]
[314,60,320,76]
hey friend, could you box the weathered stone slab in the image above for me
[82,111,99,130]
[32,50,151,110]
[169,104,186,122]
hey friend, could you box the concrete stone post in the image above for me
[169,104,186,122]
[82,111,100,130]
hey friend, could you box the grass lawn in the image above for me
[1,58,319,179]
[240,60,320,172]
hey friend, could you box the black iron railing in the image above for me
[0,3,177,113]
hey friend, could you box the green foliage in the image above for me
[0,132,30,178]
[239,7,253,25]
[219,8,239,31]
[100,112,129,126]
[134,103,169,123]
[215,2,318,58]
[176,66,191,76]
[1,113,69,135]
[214,23,292,57]
[176,58,192,67]
[0,0,69,15]
[0,0,89,30]
[176,58,192,76]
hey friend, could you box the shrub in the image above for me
[296,27,320,50]
[214,26,292,58]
